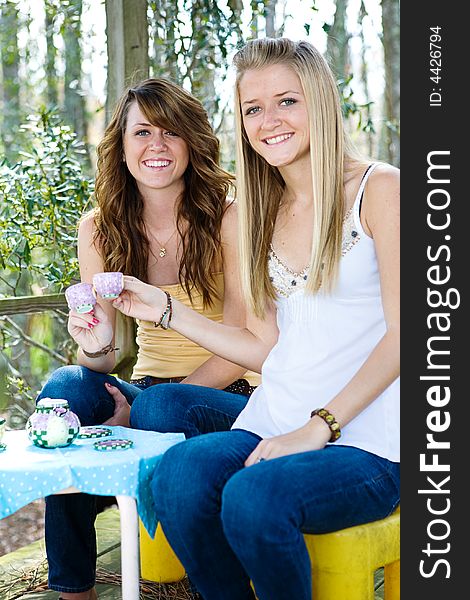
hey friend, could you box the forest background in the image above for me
[0,0,399,427]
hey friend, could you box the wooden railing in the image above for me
[0,294,137,381]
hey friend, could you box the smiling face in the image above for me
[122,101,190,199]
[238,64,310,171]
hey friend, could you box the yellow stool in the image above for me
[304,508,400,600]
[139,520,185,583]
[139,509,400,596]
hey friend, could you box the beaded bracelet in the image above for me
[154,291,173,330]
[82,343,119,358]
[310,408,342,442]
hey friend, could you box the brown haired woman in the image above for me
[37,78,258,599]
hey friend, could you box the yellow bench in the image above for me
[305,507,400,600]
[140,507,400,598]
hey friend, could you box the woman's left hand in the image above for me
[112,276,167,322]
[245,419,332,466]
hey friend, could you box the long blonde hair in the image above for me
[234,38,361,316]
[93,78,233,306]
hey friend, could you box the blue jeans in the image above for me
[39,365,248,593]
[153,430,400,600]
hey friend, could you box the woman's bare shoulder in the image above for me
[362,163,400,236]
[220,198,238,240]
[77,209,100,249]
[366,163,400,204]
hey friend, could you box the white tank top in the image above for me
[233,164,400,462]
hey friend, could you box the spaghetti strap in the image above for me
[351,163,380,237]
[357,163,379,215]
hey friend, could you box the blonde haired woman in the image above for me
[113,39,400,600]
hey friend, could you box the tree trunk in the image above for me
[265,0,277,37]
[326,0,351,81]
[0,0,21,160]
[357,0,374,156]
[44,0,58,107]
[380,0,400,166]
[190,1,217,122]
[250,0,259,38]
[105,0,149,123]
[151,0,179,83]
[63,0,89,165]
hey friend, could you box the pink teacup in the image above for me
[65,282,96,314]
[92,272,124,299]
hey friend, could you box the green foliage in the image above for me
[0,106,94,294]
[0,107,93,425]
[339,75,375,134]
[149,0,245,123]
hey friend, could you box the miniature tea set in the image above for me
[23,399,132,451]
[0,417,6,452]
[65,271,124,313]
[0,273,131,452]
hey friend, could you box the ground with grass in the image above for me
[0,500,45,557]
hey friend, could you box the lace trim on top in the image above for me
[268,246,308,298]
[341,205,361,256]
[268,205,361,298]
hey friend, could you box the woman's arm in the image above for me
[70,213,117,373]
[246,164,400,464]
[181,201,272,386]
[113,273,278,375]
[323,164,400,426]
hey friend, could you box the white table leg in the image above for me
[116,495,140,600]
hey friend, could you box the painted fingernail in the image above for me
[88,323,94,328]
[92,318,99,324]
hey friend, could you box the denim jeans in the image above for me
[38,365,248,593]
[153,430,401,600]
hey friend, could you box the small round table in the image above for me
[0,426,184,599]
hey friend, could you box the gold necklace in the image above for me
[148,228,177,258]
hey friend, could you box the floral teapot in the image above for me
[26,398,81,448]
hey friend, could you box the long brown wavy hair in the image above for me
[92,78,234,306]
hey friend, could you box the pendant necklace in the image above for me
[148,228,177,258]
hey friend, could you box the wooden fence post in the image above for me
[113,312,137,381]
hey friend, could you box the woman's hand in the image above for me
[67,302,114,354]
[103,383,131,427]
[112,276,167,322]
[245,418,332,466]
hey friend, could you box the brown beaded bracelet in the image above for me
[310,408,342,442]
[82,343,119,358]
[154,291,173,330]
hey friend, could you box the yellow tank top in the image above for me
[131,272,260,386]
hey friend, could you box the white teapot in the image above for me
[26,398,81,448]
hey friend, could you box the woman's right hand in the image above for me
[112,276,167,323]
[67,302,114,354]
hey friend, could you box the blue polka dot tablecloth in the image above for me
[0,426,184,538]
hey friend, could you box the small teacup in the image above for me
[92,272,124,299]
[65,282,96,314]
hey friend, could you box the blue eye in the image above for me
[135,130,150,136]
[245,106,261,116]
[280,98,297,106]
